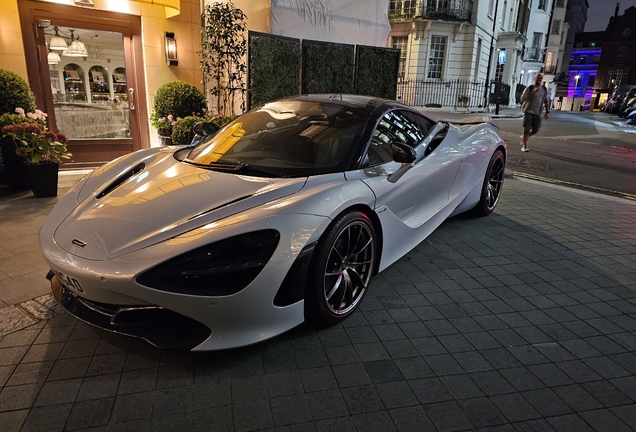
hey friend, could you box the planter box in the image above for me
[29,162,58,198]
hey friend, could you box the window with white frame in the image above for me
[538,0,547,10]
[556,0,564,6]
[607,69,625,87]
[617,47,628,62]
[393,36,408,78]
[552,19,561,34]
[488,0,495,17]
[389,0,415,17]
[427,36,446,79]
[502,1,507,28]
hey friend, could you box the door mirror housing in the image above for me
[390,142,416,164]
[192,121,219,137]
[191,122,219,145]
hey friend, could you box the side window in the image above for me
[364,110,427,167]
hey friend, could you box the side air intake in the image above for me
[96,163,145,199]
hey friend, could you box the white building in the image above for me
[518,0,554,89]
[544,0,570,82]
[388,0,532,108]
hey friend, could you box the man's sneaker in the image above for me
[521,145,529,152]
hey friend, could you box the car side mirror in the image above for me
[191,122,219,145]
[193,121,219,137]
[390,142,416,164]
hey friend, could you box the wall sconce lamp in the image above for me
[165,32,178,66]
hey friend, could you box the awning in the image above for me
[130,0,180,18]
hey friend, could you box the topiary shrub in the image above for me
[171,116,207,145]
[151,81,206,125]
[0,69,36,115]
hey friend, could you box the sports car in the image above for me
[39,94,506,351]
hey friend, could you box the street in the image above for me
[495,111,636,196]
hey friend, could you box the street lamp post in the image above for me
[571,74,581,111]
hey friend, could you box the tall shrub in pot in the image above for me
[150,81,206,145]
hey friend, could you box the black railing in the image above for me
[396,79,487,108]
[523,47,545,62]
[389,0,472,23]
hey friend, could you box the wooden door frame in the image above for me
[18,0,150,167]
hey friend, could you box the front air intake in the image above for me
[96,163,145,199]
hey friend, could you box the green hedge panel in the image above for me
[302,41,354,94]
[248,32,301,108]
[355,46,400,100]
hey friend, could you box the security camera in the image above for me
[37,19,51,28]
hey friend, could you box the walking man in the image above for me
[520,73,550,152]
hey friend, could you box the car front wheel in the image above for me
[472,149,505,217]
[305,211,376,325]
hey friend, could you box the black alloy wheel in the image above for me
[473,149,505,216]
[305,211,376,325]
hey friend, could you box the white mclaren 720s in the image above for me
[40,94,506,351]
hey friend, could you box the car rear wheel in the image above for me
[305,211,376,325]
[472,149,505,217]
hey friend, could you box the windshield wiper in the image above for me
[186,161,248,172]
[187,161,285,177]
[235,164,287,177]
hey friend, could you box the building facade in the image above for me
[387,0,533,108]
[1,0,203,167]
[595,6,636,103]
[518,0,554,88]
[566,31,603,110]
[544,0,569,83]
[560,0,589,81]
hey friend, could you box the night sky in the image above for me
[585,0,636,32]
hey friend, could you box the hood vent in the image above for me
[186,194,253,222]
[96,163,145,199]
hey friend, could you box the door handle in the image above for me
[128,87,135,111]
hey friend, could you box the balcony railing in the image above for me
[389,0,473,23]
[523,47,545,62]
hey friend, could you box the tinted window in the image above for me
[364,110,429,166]
[185,100,369,177]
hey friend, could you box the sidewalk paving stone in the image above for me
[0,176,635,431]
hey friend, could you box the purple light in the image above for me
[571,49,602,55]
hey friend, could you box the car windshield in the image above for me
[184,100,369,177]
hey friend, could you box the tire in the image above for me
[472,149,505,217]
[305,211,376,326]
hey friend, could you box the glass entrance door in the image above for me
[45,26,132,141]
[18,0,150,167]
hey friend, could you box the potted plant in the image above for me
[1,120,71,197]
[0,69,37,190]
[150,81,206,146]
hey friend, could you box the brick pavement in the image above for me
[0,176,635,432]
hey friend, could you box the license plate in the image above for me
[51,268,84,293]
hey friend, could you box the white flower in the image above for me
[15,107,25,116]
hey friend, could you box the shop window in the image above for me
[63,64,86,103]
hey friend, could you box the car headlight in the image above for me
[136,230,280,296]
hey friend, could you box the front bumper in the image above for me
[50,273,211,350]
